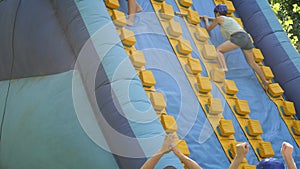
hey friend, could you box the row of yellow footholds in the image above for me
[150,0,257,168]
[104,0,191,162]
[253,48,300,147]
[170,0,277,167]
[215,0,300,150]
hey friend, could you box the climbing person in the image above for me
[203,4,269,90]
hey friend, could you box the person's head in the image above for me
[164,166,176,169]
[214,4,228,16]
[256,158,284,169]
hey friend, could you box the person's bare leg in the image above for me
[242,49,269,90]
[216,41,240,73]
[127,0,137,26]
[135,1,142,13]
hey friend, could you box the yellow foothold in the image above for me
[197,76,212,93]
[208,98,223,115]
[203,44,217,60]
[177,39,192,55]
[235,99,250,116]
[179,0,193,8]
[247,120,263,136]
[160,3,174,20]
[268,83,284,97]
[219,119,235,137]
[111,10,127,27]
[225,1,235,14]
[211,68,225,83]
[167,20,183,37]
[139,70,156,87]
[224,79,239,95]
[261,66,274,80]
[187,9,200,25]
[253,48,264,63]
[258,142,275,158]
[188,57,202,74]
[160,115,178,132]
[177,140,190,156]
[129,50,146,68]
[120,28,136,47]
[195,27,210,42]
[105,0,120,9]
[283,101,296,116]
[292,120,300,136]
[150,92,167,111]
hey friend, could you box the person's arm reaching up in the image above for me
[228,142,249,169]
[203,16,220,32]
[140,134,173,169]
[172,141,202,169]
[281,142,297,169]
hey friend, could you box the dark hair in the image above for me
[214,4,228,16]
[164,166,177,169]
[256,158,284,169]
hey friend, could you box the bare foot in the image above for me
[136,3,142,13]
[263,81,269,91]
[221,68,228,73]
[126,18,134,26]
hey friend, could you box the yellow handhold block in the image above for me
[195,27,210,42]
[258,142,275,158]
[112,10,127,27]
[150,92,167,111]
[160,3,174,20]
[177,140,190,156]
[129,50,146,68]
[253,48,264,63]
[268,83,284,97]
[177,39,192,55]
[160,115,178,132]
[120,28,136,47]
[208,98,223,115]
[283,101,296,116]
[211,68,225,83]
[224,80,239,95]
[105,0,120,9]
[139,70,156,87]
[203,44,217,60]
[235,100,250,116]
[187,9,200,25]
[197,76,212,93]
[214,0,225,5]
[179,0,193,8]
[219,119,235,137]
[247,120,263,136]
[242,165,256,169]
[167,20,182,37]
[225,1,235,14]
[261,66,274,80]
[188,57,202,74]
[292,120,300,135]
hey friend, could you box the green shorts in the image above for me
[230,32,254,50]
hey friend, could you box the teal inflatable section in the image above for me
[0,71,119,169]
[0,81,9,131]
